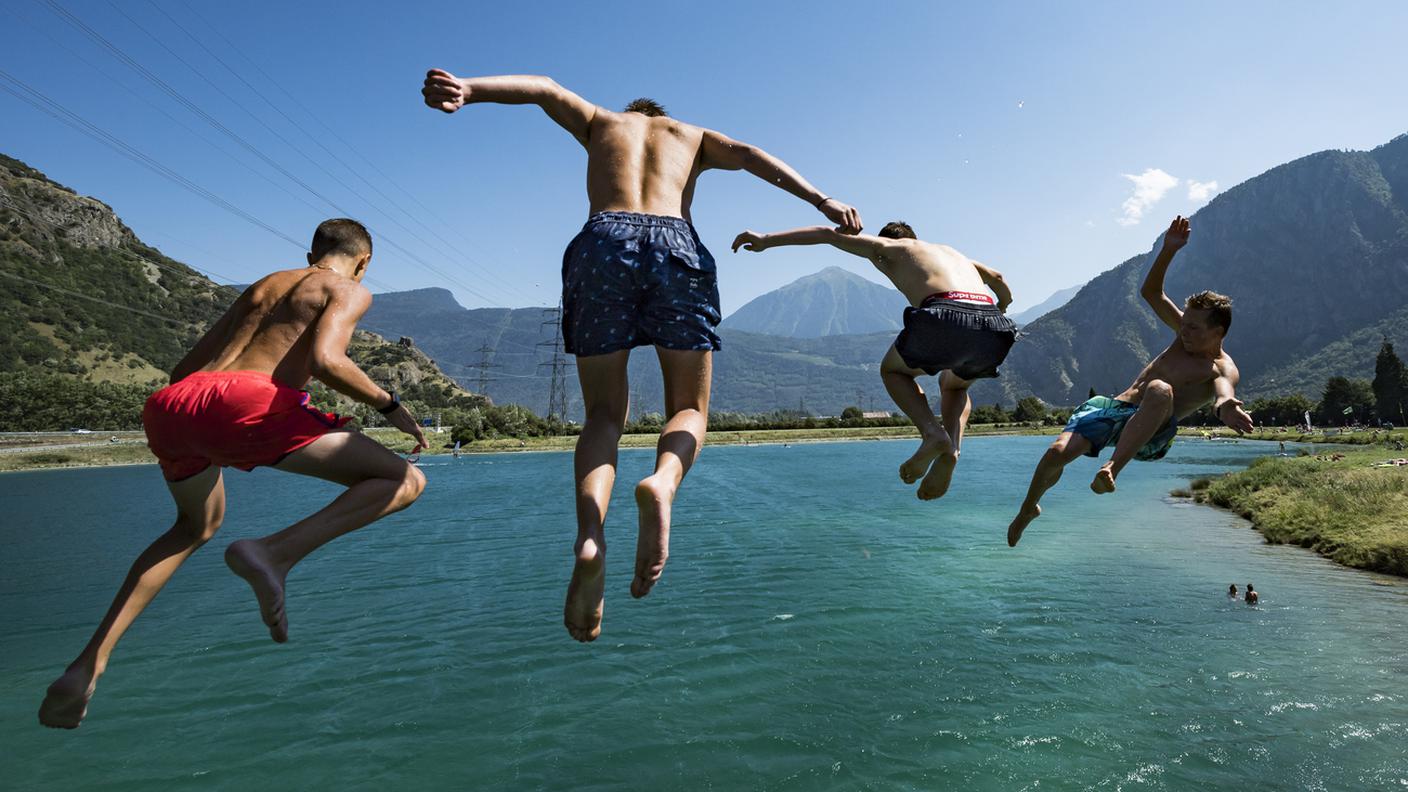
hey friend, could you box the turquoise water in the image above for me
[2,437,1405,790]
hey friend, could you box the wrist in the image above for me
[376,391,400,415]
[814,195,831,209]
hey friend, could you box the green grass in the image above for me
[1189,447,1408,576]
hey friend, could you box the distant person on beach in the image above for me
[422,69,861,642]
[1007,217,1254,546]
[38,220,428,729]
[1228,583,1238,599]
[1246,584,1259,605]
[732,221,1015,499]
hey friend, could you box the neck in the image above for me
[309,256,355,278]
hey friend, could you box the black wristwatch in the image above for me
[377,392,400,415]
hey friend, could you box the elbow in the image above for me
[310,350,339,379]
[739,144,766,171]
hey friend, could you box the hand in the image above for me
[1218,399,1254,434]
[423,68,467,113]
[998,299,1012,314]
[731,231,768,253]
[387,404,429,452]
[819,198,862,234]
[1162,215,1190,252]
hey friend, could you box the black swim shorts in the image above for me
[893,294,1018,379]
[561,212,722,357]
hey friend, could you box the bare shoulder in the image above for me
[1216,353,1240,380]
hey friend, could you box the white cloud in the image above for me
[1117,168,1179,226]
[1187,179,1219,203]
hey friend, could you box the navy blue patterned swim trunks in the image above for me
[561,212,722,357]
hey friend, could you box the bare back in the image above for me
[585,111,706,219]
[178,268,359,388]
[873,240,992,307]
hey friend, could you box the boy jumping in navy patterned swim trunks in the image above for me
[424,69,861,642]
[1006,217,1255,547]
[732,220,1016,501]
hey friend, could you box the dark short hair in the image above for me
[1185,290,1232,333]
[623,98,668,117]
[311,218,372,261]
[878,221,916,240]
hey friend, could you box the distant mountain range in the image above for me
[8,129,1408,425]
[1008,284,1081,327]
[720,266,908,337]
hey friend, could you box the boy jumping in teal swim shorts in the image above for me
[1006,216,1254,547]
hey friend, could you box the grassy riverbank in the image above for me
[0,423,1061,473]
[1184,446,1408,577]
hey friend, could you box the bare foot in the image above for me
[1090,465,1116,494]
[38,665,98,729]
[224,539,289,643]
[564,535,605,642]
[1007,503,1041,547]
[917,448,959,500]
[899,428,952,484]
[632,476,674,599]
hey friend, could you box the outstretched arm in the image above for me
[311,284,429,450]
[1141,215,1190,331]
[731,226,885,259]
[701,130,862,233]
[1211,359,1254,434]
[972,261,1013,313]
[422,69,597,147]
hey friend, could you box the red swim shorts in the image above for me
[143,370,351,482]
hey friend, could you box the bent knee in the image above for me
[398,465,427,507]
[1144,379,1174,401]
[175,513,222,545]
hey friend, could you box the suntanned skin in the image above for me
[37,246,429,729]
[733,227,1012,499]
[1006,216,1255,547]
[423,70,862,642]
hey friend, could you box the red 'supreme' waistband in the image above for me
[924,290,995,305]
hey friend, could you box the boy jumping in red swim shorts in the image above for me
[38,219,429,729]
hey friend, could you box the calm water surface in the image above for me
[2,436,1405,790]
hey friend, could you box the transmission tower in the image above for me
[538,300,572,422]
[474,343,498,396]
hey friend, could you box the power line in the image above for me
[43,0,508,308]
[175,0,526,303]
[150,0,528,305]
[0,67,305,249]
[0,266,206,327]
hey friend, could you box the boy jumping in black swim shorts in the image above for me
[733,221,1016,500]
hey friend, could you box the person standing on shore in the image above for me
[38,220,428,729]
[731,221,1016,499]
[422,69,862,642]
[1006,216,1255,547]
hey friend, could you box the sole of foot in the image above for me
[1090,468,1116,494]
[37,667,97,729]
[224,540,289,643]
[899,431,951,485]
[631,478,673,599]
[1007,504,1041,547]
[917,450,959,500]
[564,536,605,642]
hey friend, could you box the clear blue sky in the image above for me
[4,1,1407,314]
